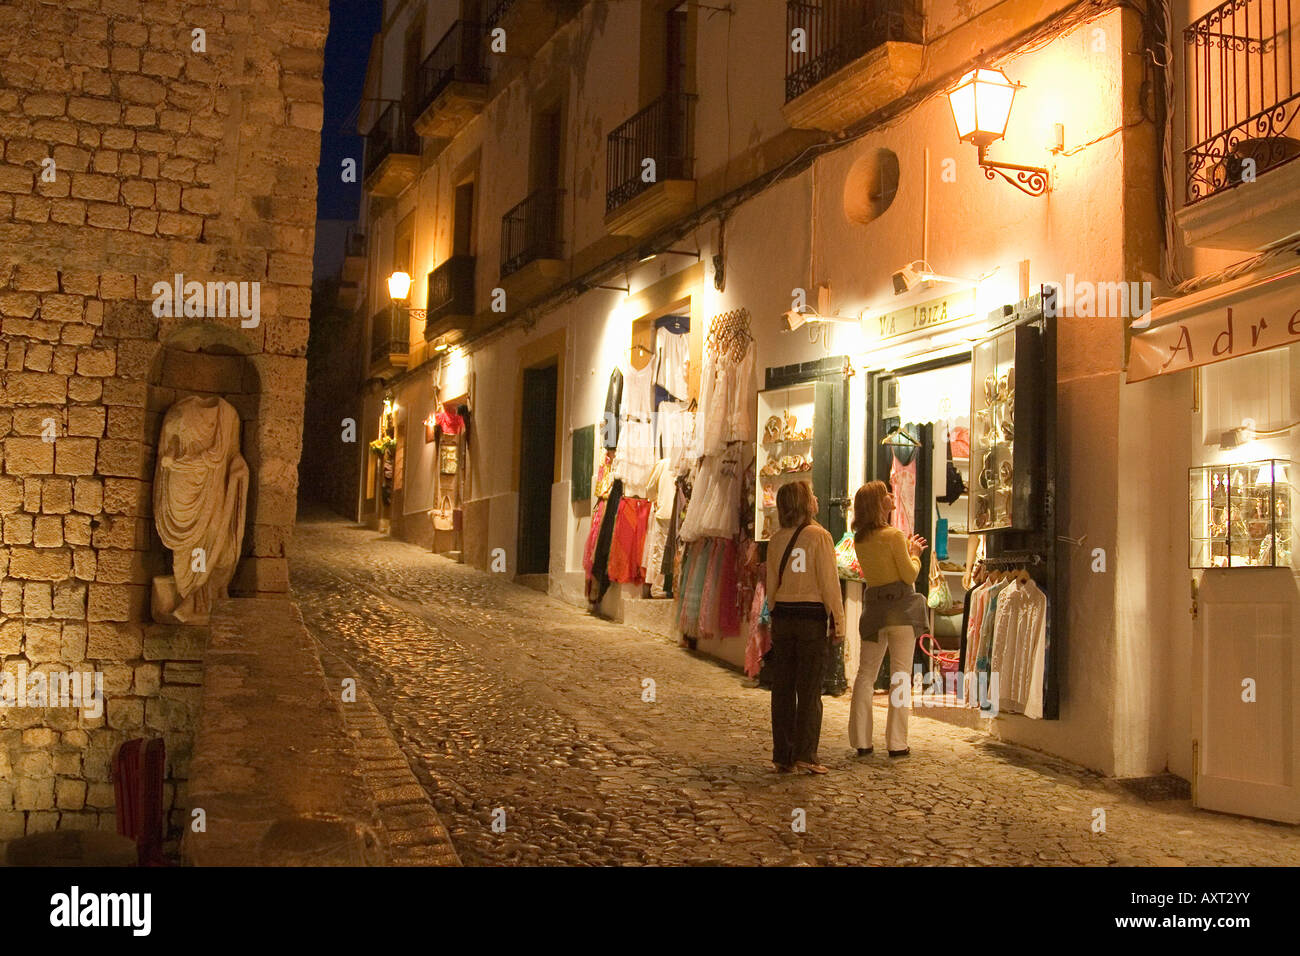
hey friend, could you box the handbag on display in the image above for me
[926,550,951,609]
[934,517,949,561]
[431,495,455,531]
[937,427,967,505]
[834,531,865,582]
[918,633,960,683]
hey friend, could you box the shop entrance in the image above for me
[518,362,558,575]
[867,356,974,684]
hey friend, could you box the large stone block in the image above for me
[8,547,71,580]
[86,622,143,659]
[53,437,97,475]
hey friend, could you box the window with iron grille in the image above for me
[1184,0,1300,203]
[500,188,564,277]
[370,306,410,365]
[605,91,697,214]
[364,102,419,176]
[784,0,923,103]
[414,19,489,120]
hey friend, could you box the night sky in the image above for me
[317,0,382,221]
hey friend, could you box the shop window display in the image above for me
[756,385,817,541]
[1189,459,1294,568]
[969,323,1042,533]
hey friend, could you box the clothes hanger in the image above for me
[881,424,921,447]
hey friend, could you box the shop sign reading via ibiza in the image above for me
[871,289,977,342]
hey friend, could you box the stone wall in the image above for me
[0,0,328,841]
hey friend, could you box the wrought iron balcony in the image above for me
[414,20,489,120]
[365,102,419,176]
[345,229,366,258]
[425,255,476,339]
[1184,0,1300,204]
[784,0,923,103]
[485,0,519,30]
[606,91,697,214]
[501,187,564,278]
[369,305,410,376]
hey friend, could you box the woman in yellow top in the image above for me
[765,480,845,774]
[849,480,927,758]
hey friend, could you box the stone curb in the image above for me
[315,644,461,867]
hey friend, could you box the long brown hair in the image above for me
[852,480,891,541]
[776,480,816,529]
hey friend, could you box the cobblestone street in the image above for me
[289,511,1300,866]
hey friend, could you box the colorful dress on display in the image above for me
[889,428,918,538]
[744,582,772,678]
[607,496,652,584]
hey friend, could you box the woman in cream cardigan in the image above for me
[765,480,845,774]
[849,480,928,757]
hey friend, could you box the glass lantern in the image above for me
[1189,459,1293,568]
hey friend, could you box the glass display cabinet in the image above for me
[755,379,848,542]
[1189,459,1293,568]
[756,383,817,542]
[969,323,1042,532]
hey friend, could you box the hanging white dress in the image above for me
[612,361,656,497]
[726,340,757,443]
[654,325,690,401]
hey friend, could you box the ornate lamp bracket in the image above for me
[977,145,1049,197]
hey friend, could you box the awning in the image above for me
[1127,261,1300,383]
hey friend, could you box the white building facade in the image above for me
[340,0,1300,821]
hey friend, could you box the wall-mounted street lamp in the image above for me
[947,67,1049,197]
[387,270,426,320]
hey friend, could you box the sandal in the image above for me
[795,761,829,774]
[770,761,794,773]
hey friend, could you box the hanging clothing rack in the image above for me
[707,307,753,362]
[980,553,1045,569]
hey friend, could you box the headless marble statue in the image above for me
[151,395,249,624]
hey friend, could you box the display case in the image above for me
[1189,459,1293,568]
[969,323,1043,533]
[756,383,817,541]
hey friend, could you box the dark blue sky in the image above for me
[318,0,383,221]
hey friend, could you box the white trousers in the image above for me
[849,625,915,752]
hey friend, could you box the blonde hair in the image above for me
[852,481,891,541]
[776,480,816,528]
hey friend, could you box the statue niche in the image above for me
[151,395,250,624]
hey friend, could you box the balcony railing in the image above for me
[485,0,518,30]
[425,255,476,334]
[784,0,923,103]
[501,187,564,277]
[414,20,489,119]
[606,91,697,214]
[1185,0,1300,203]
[364,102,419,176]
[345,228,366,258]
[370,306,410,367]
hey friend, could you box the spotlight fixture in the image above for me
[891,260,977,295]
[782,309,858,332]
[637,247,701,264]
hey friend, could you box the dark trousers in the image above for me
[769,603,828,765]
